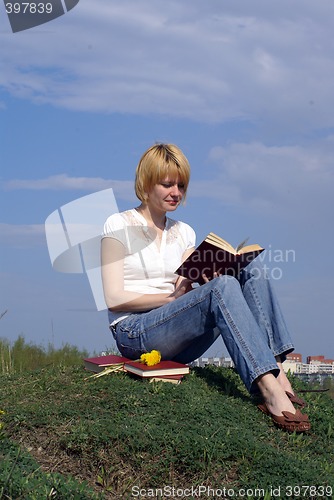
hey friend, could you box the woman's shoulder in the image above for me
[103,209,135,234]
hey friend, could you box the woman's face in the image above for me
[146,177,185,214]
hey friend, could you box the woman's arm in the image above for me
[101,237,175,312]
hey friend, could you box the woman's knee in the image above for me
[214,274,241,290]
[243,259,268,279]
[239,262,271,288]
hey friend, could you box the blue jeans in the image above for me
[110,259,294,393]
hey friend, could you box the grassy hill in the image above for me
[0,339,334,499]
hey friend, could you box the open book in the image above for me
[175,232,264,284]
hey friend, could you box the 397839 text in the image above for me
[5,2,53,14]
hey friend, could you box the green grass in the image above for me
[0,335,90,375]
[0,356,334,499]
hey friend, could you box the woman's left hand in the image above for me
[202,271,221,283]
[170,278,193,299]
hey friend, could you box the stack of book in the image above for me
[83,354,189,384]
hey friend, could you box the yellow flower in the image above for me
[140,350,161,366]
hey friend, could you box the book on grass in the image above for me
[149,374,184,385]
[176,232,264,284]
[124,360,189,378]
[83,354,129,373]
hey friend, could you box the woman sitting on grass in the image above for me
[101,143,310,433]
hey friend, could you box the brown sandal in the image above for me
[286,391,307,408]
[257,403,311,433]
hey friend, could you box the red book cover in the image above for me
[83,354,130,373]
[124,360,190,378]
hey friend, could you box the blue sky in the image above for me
[1,0,333,360]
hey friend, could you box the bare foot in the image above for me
[257,373,296,416]
[276,360,295,394]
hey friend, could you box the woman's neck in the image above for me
[136,204,166,230]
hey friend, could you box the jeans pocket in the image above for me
[114,315,147,359]
[117,315,141,339]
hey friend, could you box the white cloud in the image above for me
[3,136,334,223]
[203,140,334,221]
[0,223,45,247]
[3,174,135,200]
[1,0,334,130]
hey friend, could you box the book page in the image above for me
[238,243,264,254]
[236,237,249,253]
[205,233,236,254]
[205,233,263,255]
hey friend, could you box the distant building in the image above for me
[284,353,303,374]
[307,355,334,366]
[295,373,334,385]
[192,353,334,380]
[191,356,234,368]
[286,353,302,363]
[283,354,334,375]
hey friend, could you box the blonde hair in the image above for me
[135,143,191,202]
